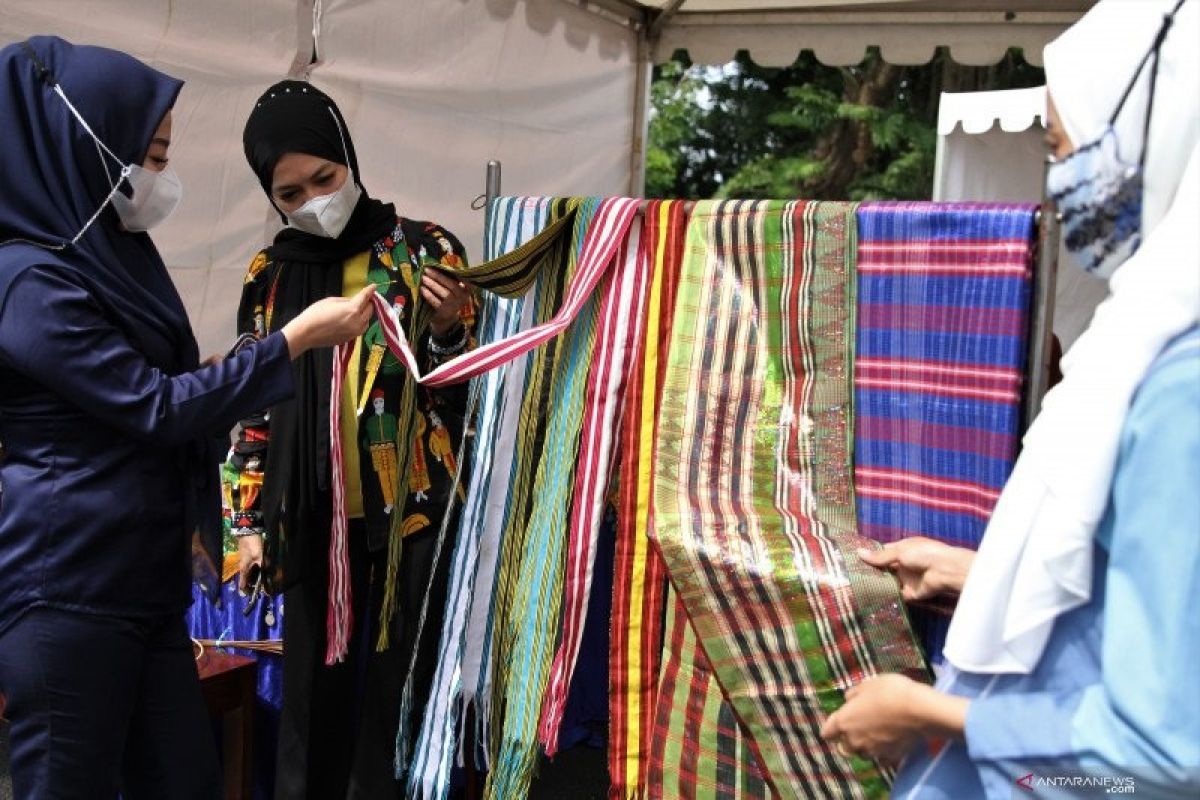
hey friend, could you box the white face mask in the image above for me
[286,171,361,239]
[110,163,183,232]
[8,77,182,250]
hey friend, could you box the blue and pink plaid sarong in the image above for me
[854,202,1036,657]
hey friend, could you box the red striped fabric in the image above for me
[538,214,651,754]
[366,199,639,388]
[324,340,356,664]
[609,200,686,798]
[322,197,639,665]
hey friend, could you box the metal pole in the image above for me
[485,160,502,209]
[629,30,652,197]
[480,160,502,260]
[1023,157,1061,432]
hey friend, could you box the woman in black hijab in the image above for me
[232,80,474,798]
[0,39,372,798]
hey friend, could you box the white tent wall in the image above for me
[0,0,637,356]
[933,87,1107,350]
[312,0,637,258]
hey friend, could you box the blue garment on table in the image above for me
[892,327,1200,799]
[189,581,285,800]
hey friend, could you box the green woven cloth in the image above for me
[651,200,927,799]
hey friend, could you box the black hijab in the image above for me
[241,80,396,585]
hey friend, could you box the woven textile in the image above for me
[538,208,651,754]
[854,203,1035,657]
[484,204,641,800]
[609,200,686,799]
[651,200,926,798]
[853,202,1035,547]
[325,199,639,663]
[648,590,773,800]
[405,197,555,797]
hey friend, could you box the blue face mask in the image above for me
[1047,128,1143,279]
[1046,0,1182,280]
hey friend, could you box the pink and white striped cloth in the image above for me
[323,197,640,664]
[537,213,650,753]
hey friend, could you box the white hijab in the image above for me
[943,0,1200,674]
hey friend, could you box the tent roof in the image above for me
[586,0,1097,65]
[937,86,1046,135]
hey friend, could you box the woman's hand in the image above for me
[420,269,472,337]
[857,537,975,601]
[820,675,968,766]
[237,534,264,594]
[282,285,375,359]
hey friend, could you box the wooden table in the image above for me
[197,650,256,800]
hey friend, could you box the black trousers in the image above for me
[0,607,220,800]
[275,519,456,800]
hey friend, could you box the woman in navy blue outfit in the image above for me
[0,37,374,798]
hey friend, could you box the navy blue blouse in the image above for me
[0,263,295,635]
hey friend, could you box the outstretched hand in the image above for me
[282,284,376,359]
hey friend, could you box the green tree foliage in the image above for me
[645,48,1044,201]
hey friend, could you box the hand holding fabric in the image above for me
[857,537,974,601]
[421,269,472,336]
[821,675,967,765]
[282,284,375,358]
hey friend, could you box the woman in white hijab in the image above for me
[820,1,1200,797]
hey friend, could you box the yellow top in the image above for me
[339,252,371,519]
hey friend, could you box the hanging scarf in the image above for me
[608,200,687,799]
[650,201,926,798]
[647,591,772,800]
[406,197,554,799]
[853,202,1036,658]
[326,200,637,667]
[537,202,652,755]
[485,199,608,799]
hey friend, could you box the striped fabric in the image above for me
[651,200,926,798]
[484,202,598,760]
[853,203,1035,657]
[324,339,356,663]
[538,207,652,754]
[486,206,643,800]
[374,205,583,653]
[405,197,555,797]
[609,200,686,799]
[325,198,638,663]
[648,591,772,800]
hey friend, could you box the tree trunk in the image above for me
[800,57,902,198]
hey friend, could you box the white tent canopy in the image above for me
[598,0,1092,65]
[1,0,1093,354]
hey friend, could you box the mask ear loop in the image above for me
[1,43,133,252]
[1106,0,1183,170]
[51,83,134,246]
[327,105,357,187]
